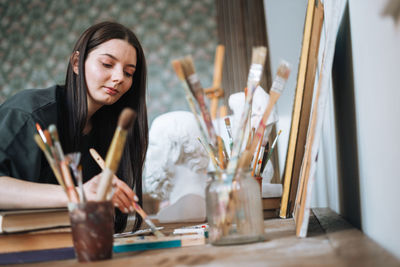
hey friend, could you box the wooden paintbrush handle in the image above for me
[60,161,79,203]
[105,128,127,173]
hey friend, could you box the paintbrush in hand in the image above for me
[133,203,165,238]
[90,148,139,202]
[89,148,163,238]
[96,108,137,201]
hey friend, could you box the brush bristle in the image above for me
[33,134,46,152]
[179,56,196,79]
[171,60,185,81]
[48,124,59,141]
[276,60,291,79]
[251,46,267,66]
[118,108,137,130]
[224,117,231,126]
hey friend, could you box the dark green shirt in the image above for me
[0,85,100,184]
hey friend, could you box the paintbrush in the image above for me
[238,61,291,170]
[255,135,268,177]
[224,117,233,153]
[48,124,65,161]
[60,159,80,203]
[96,108,137,201]
[66,152,86,203]
[217,136,226,169]
[77,165,85,203]
[133,202,165,238]
[197,137,219,170]
[225,47,268,178]
[252,132,264,176]
[258,141,270,176]
[43,129,63,170]
[89,148,163,238]
[33,134,66,190]
[35,123,52,155]
[171,60,215,156]
[263,130,282,171]
[89,148,139,202]
[180,55,218,147]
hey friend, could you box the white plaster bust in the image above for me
[144,111,209,222]
[144,87,281,223]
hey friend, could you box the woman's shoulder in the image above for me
[0,85,62,151]
[0,85,60,113]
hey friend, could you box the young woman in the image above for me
[0,21,148,232]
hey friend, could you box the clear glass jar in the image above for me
[206,169,265,245]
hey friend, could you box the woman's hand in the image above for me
[83,174,138,213]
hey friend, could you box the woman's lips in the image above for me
[104,87,118,96]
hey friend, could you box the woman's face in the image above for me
[83,39,137,111]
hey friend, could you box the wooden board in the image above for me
[293,0,347,238]
[287,0,324,216]
[280,0,324,218]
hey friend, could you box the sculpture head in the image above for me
[144,111,209,202]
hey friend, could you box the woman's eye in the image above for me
[102,63,112,68]
[124,72,133,78]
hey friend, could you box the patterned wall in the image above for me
[0,0,217,122]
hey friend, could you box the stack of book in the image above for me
[0,208,70,234]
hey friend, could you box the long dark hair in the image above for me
[61,21,148,232]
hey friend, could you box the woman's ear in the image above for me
[71,51,80,75]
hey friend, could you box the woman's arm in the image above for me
[0,176,68,209]
[0,175,137,213]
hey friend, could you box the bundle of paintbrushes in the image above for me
[34,123,80,203]
[172,48,291,240]
[34,108,163,238]
[172,46,290,180]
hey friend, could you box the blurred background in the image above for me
[0,0,217,122]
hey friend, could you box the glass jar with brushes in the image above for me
[206,169,265,245]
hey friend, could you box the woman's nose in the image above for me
[112,67,124,83]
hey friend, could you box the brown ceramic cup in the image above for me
[68,201,114,262]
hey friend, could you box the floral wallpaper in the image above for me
[0,0,217,122]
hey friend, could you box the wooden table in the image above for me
[1,208,398,266]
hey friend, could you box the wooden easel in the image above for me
[204,45,226,119]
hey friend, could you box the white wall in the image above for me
[348,0,400,259]
[263,0,308,176]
